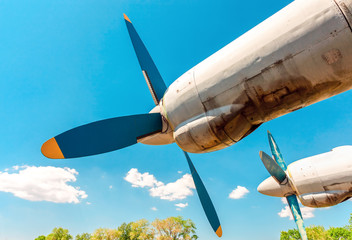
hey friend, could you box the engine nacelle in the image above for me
[161,70,259,153]
[161,0,352,153]
[258,146,352,208]
[288,146,352,208]
[298,192,351,208]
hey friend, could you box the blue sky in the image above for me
[1,0,352,239]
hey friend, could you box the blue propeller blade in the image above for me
[259,151,287,184]
[268,131,287,171]
[124,14,167,105]
[286,195,308,240]
[183,151,222,237]
[267,131,307,240]
[42,113,162,159]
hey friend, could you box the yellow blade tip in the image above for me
[216,225,222,237]
[41,137,65,159]
[123,13,131,23]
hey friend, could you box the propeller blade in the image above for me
[124,14,167,105]
[259,151,287,184]
[183,151,222,237]
[286,195,308,240]
[41,113,162,159]
[267,132,307,239]
[267,131,287,171]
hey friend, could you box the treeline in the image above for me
[281,214,352,240]
[34,216,198,240]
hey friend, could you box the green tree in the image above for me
[280,229,300,240]
[129,219,154,240]
[327,227,352,240]
[117,223,132,240]
[46,228,73,240]
[306,225,330,240]
[75,233,91,240]
[91,228,120,240]
[280,231,290,240]
[153,216,198,240]
[35,216,197,240]
[347,213,352,231]
[115,220,154,240]
[35,236,46,240]
[281,214,352,240]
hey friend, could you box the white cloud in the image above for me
[151,207,157,211]
[278,206,315,220]
[0,166,87,203]
[175,203,188,208]
[278,198,315,220]
[124,168,195,201]
[109,185,113,189]
[297,207,315,219]
[176,208,181,211]
[278,206,292,219]
[178,171,183,174]
[124,168,163,188]
[86,202,91,205]
[229,186,249,199]
[149,174,195,201]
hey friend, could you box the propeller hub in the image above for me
[258,176,293,197]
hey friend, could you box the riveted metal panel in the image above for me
[289,146,352,207]
[335,0,352,29]
[163,0,352,153]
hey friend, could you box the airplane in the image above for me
[41,0,352,237]
[258,132,352,240]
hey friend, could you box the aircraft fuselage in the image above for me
[156,0,352,153]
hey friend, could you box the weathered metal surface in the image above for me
[161,0,352,153]
[137,105,174,145]
[142,70,159,106]
[288,146,352,208]
[335,0,352,29]
[258,146,352,208]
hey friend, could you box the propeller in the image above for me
[41,14,222,237]
[267,131,287,171]
[124,13,166,105]
[259,151,286,184]
[41,113,162,159]
[184,151,222,237]
[125,15,222,236]
[259,132,307,240]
